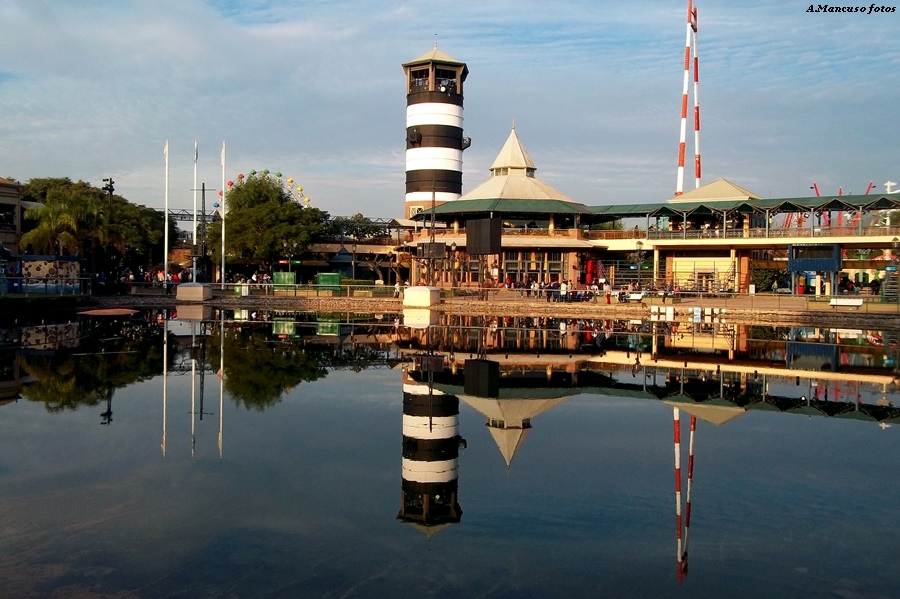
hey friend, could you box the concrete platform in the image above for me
[403,286,440,307]
[176,282,212,301]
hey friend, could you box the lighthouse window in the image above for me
[410,69,429,90]
[435,68,457,91]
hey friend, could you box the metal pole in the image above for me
[430,188,436,286]
[220,141,226,290]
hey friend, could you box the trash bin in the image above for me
[234,283,249,296]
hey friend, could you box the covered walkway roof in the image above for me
[589,194,900,222]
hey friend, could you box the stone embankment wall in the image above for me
[86,294,900,328]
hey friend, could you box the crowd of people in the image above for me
[500,277,679,304]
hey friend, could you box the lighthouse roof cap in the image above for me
[403,47,468,70]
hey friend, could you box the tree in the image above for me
[207,171,331,270]
[19,177,170,275]
[750,266,789,293]
[590,220,624,231]
[20,177,75,204]
[21,195,81,254]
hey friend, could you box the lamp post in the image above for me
[102,177,115,273]
[283,240,298,279]
[635,240,644,288]
[352,241,357,280]
[450,241,457,288]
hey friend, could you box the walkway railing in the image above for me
[407,224,900,242]
[0,276,92,297]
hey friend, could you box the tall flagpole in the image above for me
[192,140,198,282]
[193,140,198,245]
[164,140,170,285]
[220,140,226,289]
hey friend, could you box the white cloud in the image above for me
[1,0,898,217]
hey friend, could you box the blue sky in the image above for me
[1,0,897,217]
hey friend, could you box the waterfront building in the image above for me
[0,177,24,255]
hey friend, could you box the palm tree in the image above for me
[20,195,79,255]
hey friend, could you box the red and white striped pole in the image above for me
[691,4,701,190]
[674,407,683,580]
[675,1,693,196]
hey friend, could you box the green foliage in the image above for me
[20,198,80,254]
[206,327,328,410]
[747,326,788,340]
[19,177,170,272]
[751,267,789,292]
[208,172,331,268]
[20,177,75,204]
[590,220,624,230]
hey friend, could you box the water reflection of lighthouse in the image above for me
[397,367,465,530]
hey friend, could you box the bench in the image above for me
[829,297,863,308]
[628,293,645,302]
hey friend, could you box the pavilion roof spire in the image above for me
[490,124,535,172]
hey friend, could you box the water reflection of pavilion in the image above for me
[398,312,900,425]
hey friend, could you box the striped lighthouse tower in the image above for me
[397,369,464,529]
[402,46,470,219]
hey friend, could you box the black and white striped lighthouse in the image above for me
[397,369,463,528]
[402,46,470,219]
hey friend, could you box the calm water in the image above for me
[1,310,899,598]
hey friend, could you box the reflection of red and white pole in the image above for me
[675,408,697,583]
[682,415,697,576]
[674,407,683,580]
